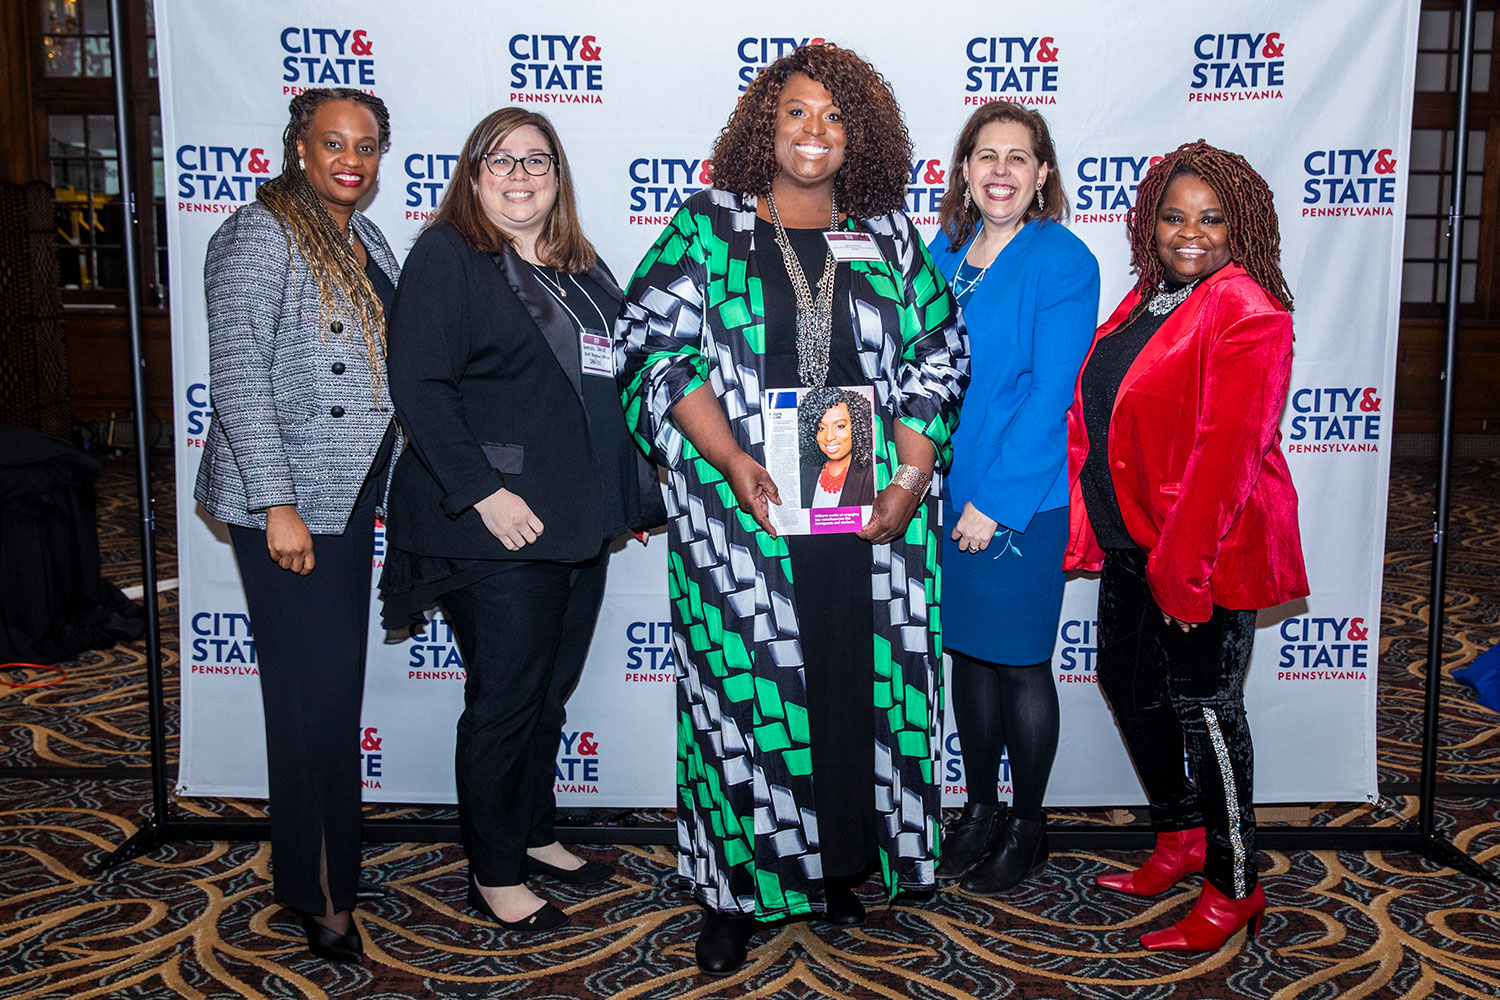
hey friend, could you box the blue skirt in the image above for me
[941,503,1069,665]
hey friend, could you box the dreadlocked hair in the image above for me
[710,43,911,217]
[1124,139,1293,324]
[257,88,392,396]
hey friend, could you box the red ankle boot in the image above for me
[1139,880,1266,952]
[1096,827,1206,896]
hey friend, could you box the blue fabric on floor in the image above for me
[1453,644,1500,713]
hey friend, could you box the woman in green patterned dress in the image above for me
[614,43,968,975]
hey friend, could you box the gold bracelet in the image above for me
[892,463,931,501]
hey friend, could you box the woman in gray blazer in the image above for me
[194,87,399,964]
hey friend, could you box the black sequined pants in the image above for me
[1096,548,1259,899]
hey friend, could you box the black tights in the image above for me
[950,650,1058,820]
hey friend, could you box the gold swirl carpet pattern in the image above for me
[3,455,1499,999]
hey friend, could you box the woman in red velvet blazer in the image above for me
[1064,141,1308,954]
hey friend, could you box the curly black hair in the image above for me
[710,43,911,217]
[797,387,874,468]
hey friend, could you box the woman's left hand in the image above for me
[857,483,923,544]
[951,502,998,553]
[1161,612,1199,633]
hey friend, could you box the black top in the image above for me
[757,218,862,387]
[1078,284,1186,550]
[365,252,396,317]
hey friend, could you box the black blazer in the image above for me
[799,459,877,509]
[385,222,662,562]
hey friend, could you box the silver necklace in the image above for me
[530,261,568,298]
[1145,278,1201,315]
[766,192,839,388]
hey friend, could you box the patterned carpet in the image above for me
[3,453,1499,999]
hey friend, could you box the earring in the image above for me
[962,186,972,211]
[298,158,306,171]
[1035,185,1045,212]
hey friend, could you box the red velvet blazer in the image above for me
[1064,263,1309,622]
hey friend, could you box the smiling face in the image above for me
[475,124,559,247]
[772,72,847,193]
[816,402,853,462]
[964,119,1047,237]
[1154,173,1233,284]
[296,99,381,221]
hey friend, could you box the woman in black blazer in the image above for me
[796,386,877,508]
[381,108,661,933]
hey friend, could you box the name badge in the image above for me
[581,328,613,378]
[823,232,884,262]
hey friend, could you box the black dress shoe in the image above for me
[355,878,388,903]
[526,855,616,885]
[297,913,364,963]
[467,882,570,932]
[960,813,1049,897]
[823,882,866,927]
[696,911,755,975]
[938,802,1006,881]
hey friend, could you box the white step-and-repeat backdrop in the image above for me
[161,0,1417,808]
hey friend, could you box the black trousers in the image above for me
[1095,548,1260,899]
[226,465,383,916]
[440,545,609,887]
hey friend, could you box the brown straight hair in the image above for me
[429,107,598,273]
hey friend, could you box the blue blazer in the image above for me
[928,219,1099,532]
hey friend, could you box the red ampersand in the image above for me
[248,148,272,174]
[698,159,714,184]
[1347,618,1368,642]
[577,732,600,755]
[1262,33,1285,58]
[580,35,602,61]
[361,727,382,751]
[1360,387,1382,412]
[1036,37,1059,62]
[923,160,945,185]
[350,30,373,57]
[1374,149,1397,175]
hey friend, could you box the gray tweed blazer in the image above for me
[193,200,401,533]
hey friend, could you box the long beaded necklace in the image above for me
[766,191,839,389]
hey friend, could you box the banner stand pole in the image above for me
[95,0,1497,888]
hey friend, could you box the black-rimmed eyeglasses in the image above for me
[482,153,557,177]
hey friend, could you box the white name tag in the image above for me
[581,329,613,378]
[823,232,884,262]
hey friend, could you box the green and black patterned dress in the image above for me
[614,188,968,919]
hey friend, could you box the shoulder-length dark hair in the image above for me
[429,107,597,273]
[1125,139,1293,320]
[710,43,911,218]
[937,101,1068,250]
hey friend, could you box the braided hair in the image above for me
[1125,140,1293,323]
[257,88,392,394]
[797,387,874,468]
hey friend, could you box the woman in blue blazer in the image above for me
[927,102,1099,895]
[194,88,399,963]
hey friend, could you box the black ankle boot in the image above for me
[696,911,755,975]
[823,879,866,927]
[959,813,1048,896]
[938,802,1006,881]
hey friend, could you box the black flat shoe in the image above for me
[355,878,388,903]
[938,802,1006,881]
[526,855,616,885]
[296,913,364,963]
[823,882,866,927]
[467,882,570,932]
[696,911,755,975]
[960,813,1049,897]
